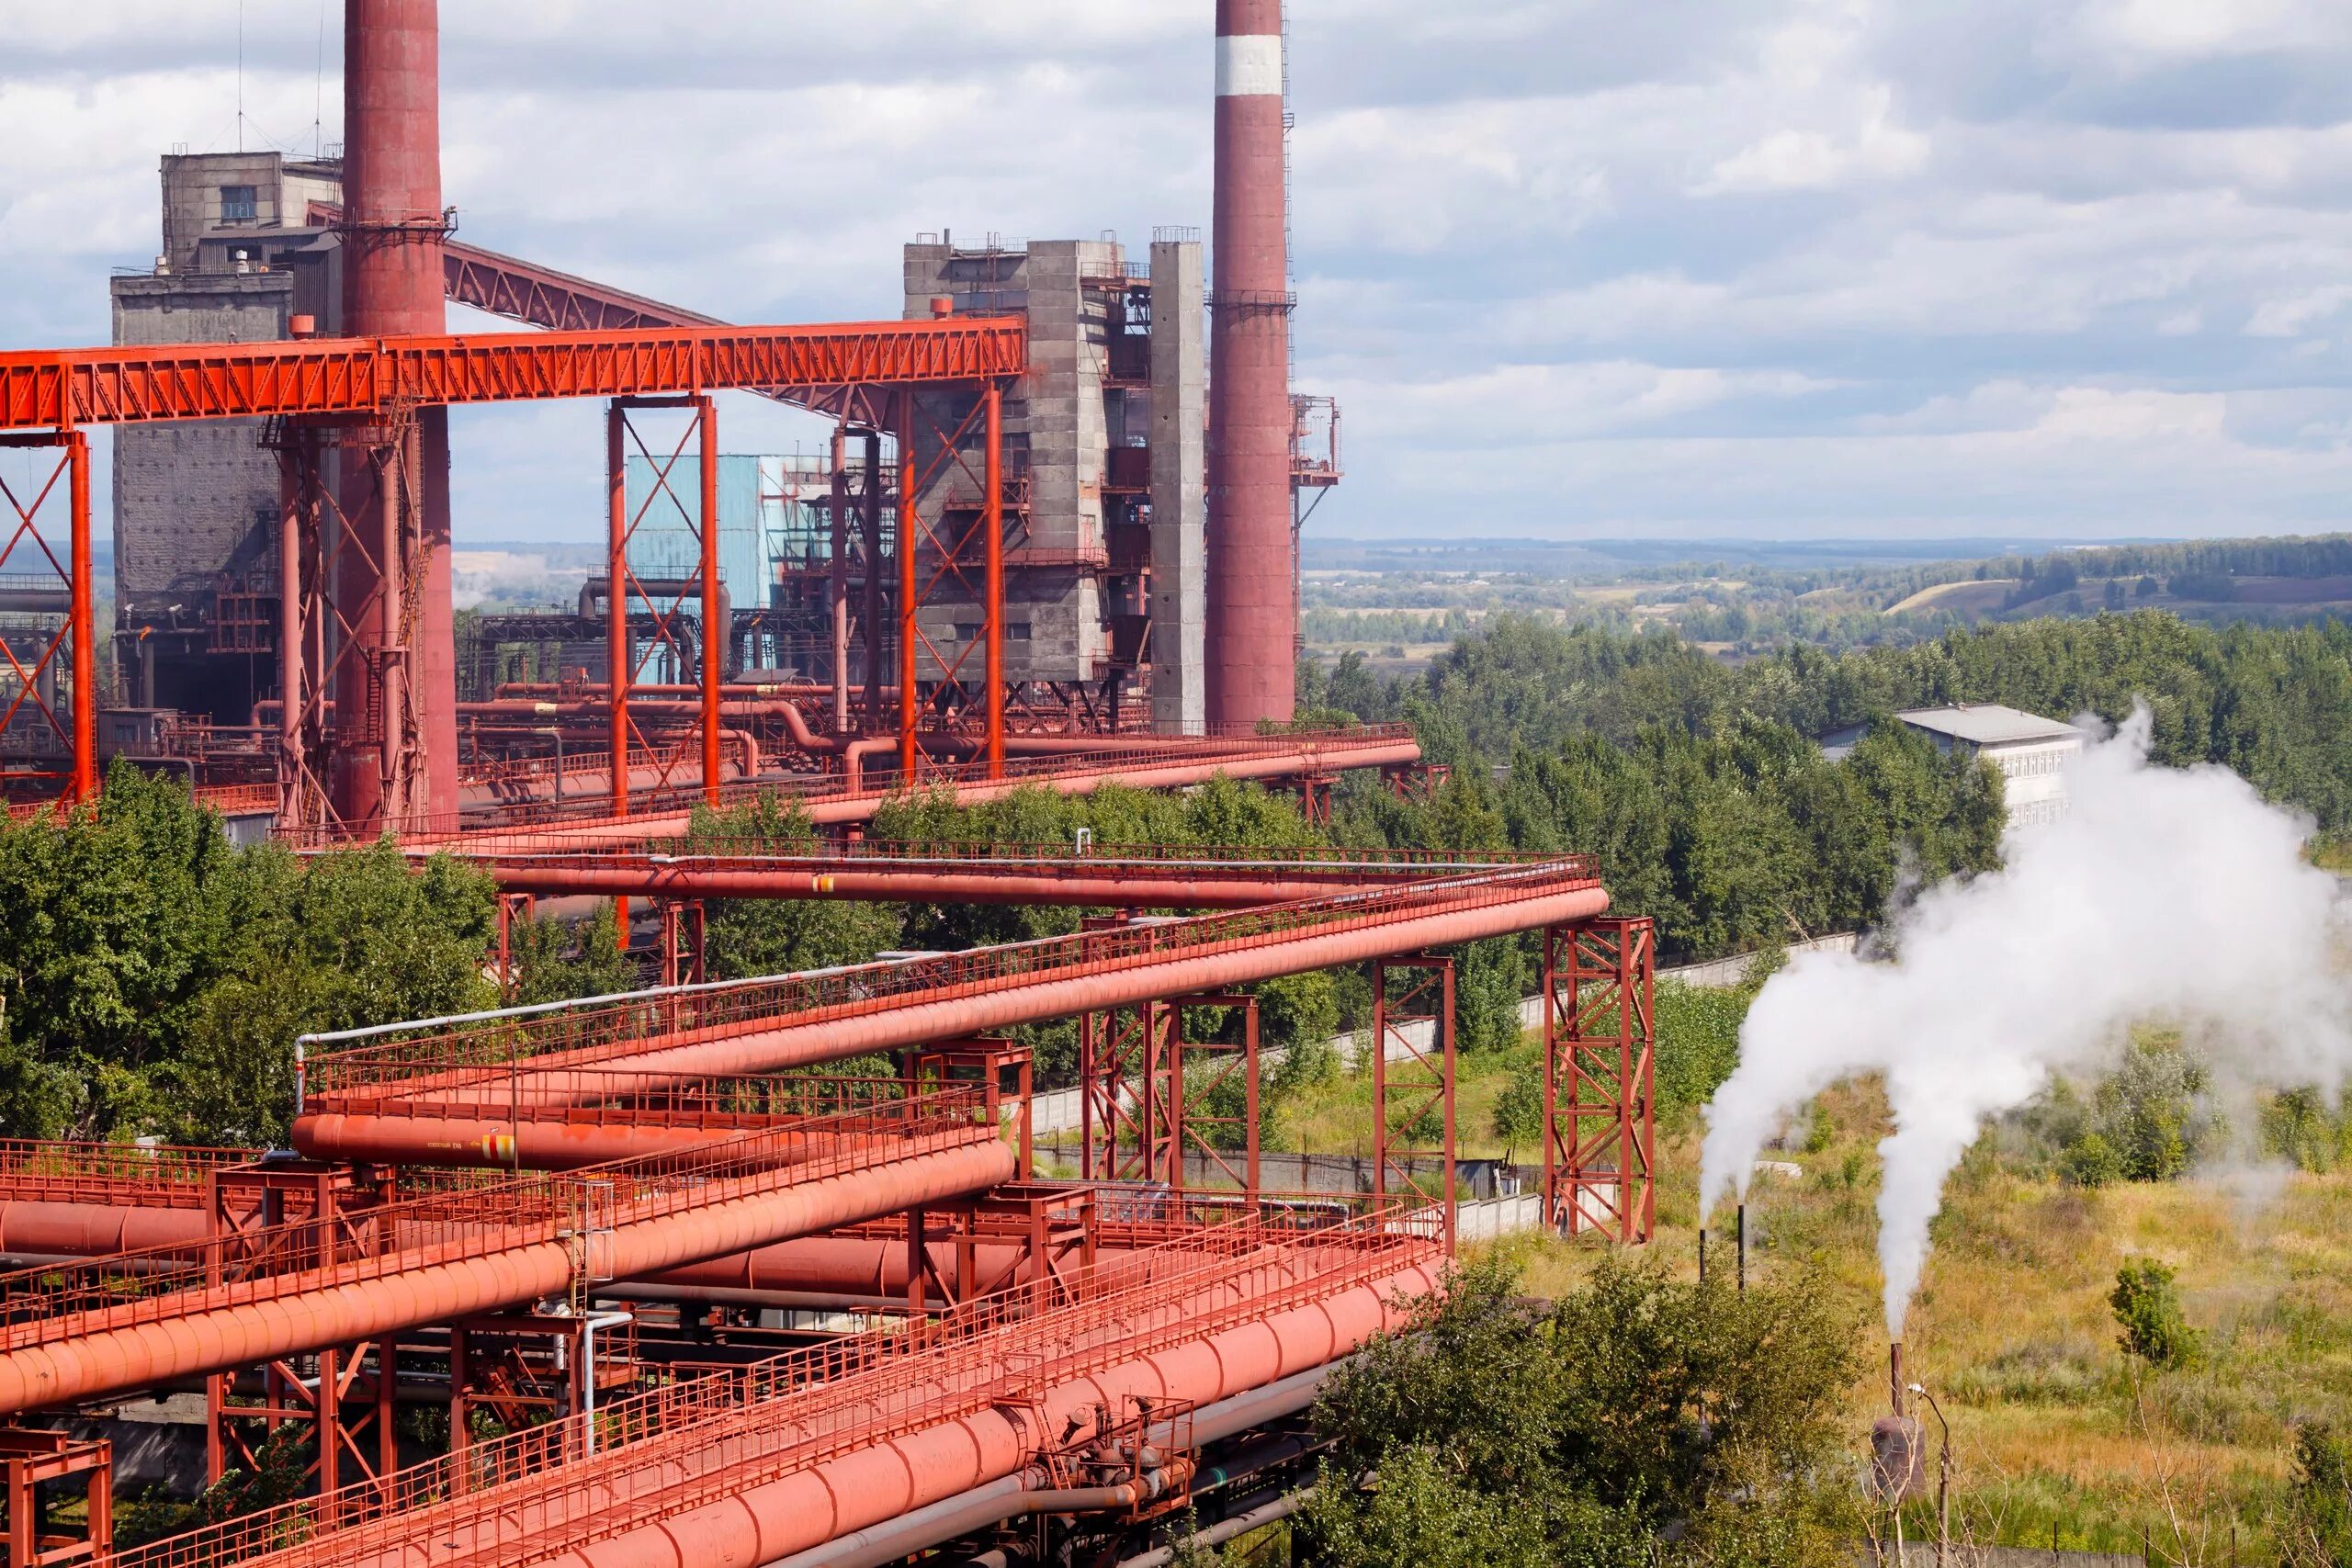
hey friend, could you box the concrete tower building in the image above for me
[902,234,1207,730]
[108,152,342,722]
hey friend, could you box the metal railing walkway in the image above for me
[114,1194,1441,1568]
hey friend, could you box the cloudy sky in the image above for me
[6,0,2352,544]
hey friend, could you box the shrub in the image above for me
[2109,1258,2199,1371]
[1491,1052,1544,1151]
[2262,1087,2346,1174]
[2060,1132,2123,1189]
[2288,1423,2352,1567]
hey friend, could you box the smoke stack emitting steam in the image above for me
[1701,707,2352,1335]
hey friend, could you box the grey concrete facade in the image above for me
[112,152,343,719]
[900,234,1205,719]
[109,275,292,609]
[160,152,340,275]
[1148,238,1206,731]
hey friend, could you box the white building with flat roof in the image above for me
[1820,704,2086,829]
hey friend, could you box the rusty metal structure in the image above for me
[0,842,1653,1567]
[68,0,1347,815]
[0,6,1681,1564]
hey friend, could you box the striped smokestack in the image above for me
[1206,0,1295,728]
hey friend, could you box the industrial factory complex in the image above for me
[0,5,1657,1565]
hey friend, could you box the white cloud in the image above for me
[1702,85,1930,193]
[2245,287,2352,339]
[6,0,2352,541]
[2066,0,2352,58]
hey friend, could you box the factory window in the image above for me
[220,185,258,222]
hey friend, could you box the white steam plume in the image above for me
[1698,707,2352,1334]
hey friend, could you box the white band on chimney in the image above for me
[1216,33,1283,98]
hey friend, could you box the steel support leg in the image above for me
[1542,917,1657,1244]
[1372,954,1457,1250]
[983,381,1004,778]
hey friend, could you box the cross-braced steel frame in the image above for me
[269,414,432,834]
[202,1163,398,1509]
[1077,995,1261,1193]
[605,397,723,818]
[894,384,1005,779]
[0,431,94,804]
[1371,955,1456,1250]
[820,424,892,733]
[1542,917,1657,1244]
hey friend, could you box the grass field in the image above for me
[1275,1041,2350,1556]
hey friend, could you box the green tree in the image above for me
[687,795,903,981]
[2109,1258,2199,1370]
[1491,1051,1544,1151]
[1311,1251,1859,1560]
[0,765,520,1146]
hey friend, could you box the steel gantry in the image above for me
[1076,993,1260,1192]
[1542,916,1658,1244]
[1371,954,1457,1249]
[0,318,1024,828]
[0,432,93,804]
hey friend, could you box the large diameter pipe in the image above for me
[1205,0,1295,729]
[526,1258,1436,1568]
[477,863,1415,908]
[429,738,1425,849]
[291,878,1601,1156]
[0,1207,1087,1308]
[349,883,1610,1115]
[288,1112,865,1171]
[0,1201,211,1259]
[0,1139,1014,1417]
[781,1364,1340,1568]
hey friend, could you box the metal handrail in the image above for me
[0,1140,260,1208]
[298,862,1599,1100]
[286,723,1421,847]
[445,834,1555,873]
[0,1088,989,1353]
[115,1194,1439,1568]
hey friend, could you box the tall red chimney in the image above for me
[334,0,457,828]
[1206,0,1295,728]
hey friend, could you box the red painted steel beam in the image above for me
[462,855,1449,907]
[0,1139,1014,1417]
[290,874,1606,1161]
[468,1258,1442,1568]
[445,239,723,333]
[0,321,1026,432]
[419,731,1425,846]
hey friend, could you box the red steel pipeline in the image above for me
[1206,0,1295,728]
[288,1111,861,1170]
[525,1256,1441,1568]
[427,736,1425,847]
[468,859,1422,908]
[0,1201,210,1259]
[0,1206,1101,1307]
[0,1139,1013,1417]
[290,879,1604,1159]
